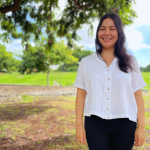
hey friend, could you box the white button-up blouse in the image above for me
[73,51,147,123]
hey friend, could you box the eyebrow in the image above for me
[100,26,116,28]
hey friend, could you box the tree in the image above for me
[0,0,137,47]
[57,45,93,72]
[19,39,78,86]
[72,46,93,62]
[0,44,21,73]
[141,65,150,72]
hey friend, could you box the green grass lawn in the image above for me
[0,72,77,86]
[0,72,150,90]
[142,72,150,90]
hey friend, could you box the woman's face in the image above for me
[98,18,118,50]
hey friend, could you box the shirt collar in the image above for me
[93,51,118,68]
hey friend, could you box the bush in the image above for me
[67,66,78,72]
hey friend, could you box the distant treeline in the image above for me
[140,65,150,72]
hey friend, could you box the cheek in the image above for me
[111,31,118,39]
[98,31,103,38]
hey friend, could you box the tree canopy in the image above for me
[0,44,21,73]
[19,40,78,74]
[0,0,137,48]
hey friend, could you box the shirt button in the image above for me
[108,88,109,90]
[107,108,108,110]
[107,98,109,100]
[108,78,110,80]
[108,69,109,71]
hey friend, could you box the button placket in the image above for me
[95,52,117,120]
[107,66,112,119]
[107,67,110,102]
[105,67,110,118]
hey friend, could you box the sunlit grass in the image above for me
[0,72,77,86]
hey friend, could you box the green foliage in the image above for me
[0,0,137,47]
[141,65,150,72]
[57,46,93,72]
[67,66,78,72]
[72,47,93,62]
[0,44,21,73]
[18,40,78,74]
[19,45,48,74]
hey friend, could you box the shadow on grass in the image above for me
[0,134,88,150]
[0,102,57,121]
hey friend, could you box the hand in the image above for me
[76,125,86,144]
[134,127,145,147]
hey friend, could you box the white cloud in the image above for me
[76,21,99,48]
[0,39,23,59]
[54,0,68,19]
[131,0,150,27]
[125,28,150,51]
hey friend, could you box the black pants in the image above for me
[84,115,137,150]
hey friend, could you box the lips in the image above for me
[102,38,112,42]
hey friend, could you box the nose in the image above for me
[104,29,110,35]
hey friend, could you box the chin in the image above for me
[101,45,115,49]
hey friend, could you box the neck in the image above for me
[100,47,115,57]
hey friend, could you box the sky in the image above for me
[0,0,150,67]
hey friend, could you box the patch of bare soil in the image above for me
[0,85,77,97]
[0,85,77,104]
[0,97,86,150]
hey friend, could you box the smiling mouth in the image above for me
[102,38,112,42]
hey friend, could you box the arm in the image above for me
[134,89,145,129]
[134,89,145,147]
[75,88,86,126]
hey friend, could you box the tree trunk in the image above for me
[47,67,50,86]
[46,4,52,86]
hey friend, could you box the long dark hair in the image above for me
[95,13,133,73]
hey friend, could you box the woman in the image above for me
[73,13,147,150]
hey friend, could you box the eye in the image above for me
[110,28,116,30]
[99,29,105,30]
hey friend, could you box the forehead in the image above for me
[100,18,116,27]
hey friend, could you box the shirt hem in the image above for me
[84,112,137,123]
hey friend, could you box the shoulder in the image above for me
[130,55,139,66]
[128,55,140,73]
[128,54,137,66]
[81,52,94,63]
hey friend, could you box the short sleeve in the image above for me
[131,56,147,93]
[73,58,85,90]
